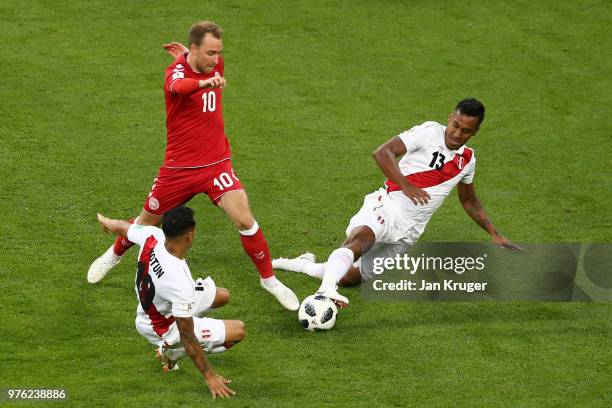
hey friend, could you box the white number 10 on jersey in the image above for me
[213,171,239,191]
[202,91,217,112]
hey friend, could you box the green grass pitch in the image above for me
[1,0,610,406]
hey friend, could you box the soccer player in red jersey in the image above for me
[88,21,299,311]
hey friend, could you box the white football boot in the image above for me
[260,277,300,311]
[156,347,179,372]
[271,252,316,273]
[316,287,349,308]
[87,245,122,283]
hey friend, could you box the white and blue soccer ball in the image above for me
[298,294,338,331]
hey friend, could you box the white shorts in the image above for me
[193,277,217,318]
[135,276,224,351]
[135,316,226,351]
[346,188,416,244]
[346,189,418,281]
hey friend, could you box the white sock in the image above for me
[319,248,354,292]
[208,346,227,354]
[303,262,326,279]
[106,245,123,261]
[165,345,225,359]
[261,275,279,288]
[303,261,359,280]
[165,347,186,361]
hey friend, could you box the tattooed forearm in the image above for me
[464,200,497,236]
[177,317,211,376]
[184,332,211,373]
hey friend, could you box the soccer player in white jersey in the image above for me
[96,206,244,399]
[273,99,521,307]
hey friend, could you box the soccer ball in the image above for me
[298,294,338,331]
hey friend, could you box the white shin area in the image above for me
[319,247,355,291]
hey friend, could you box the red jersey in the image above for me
[162,54,231,168]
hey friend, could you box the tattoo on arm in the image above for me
[176,317,211,376]
[464,199,497,236]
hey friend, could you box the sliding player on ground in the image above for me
[273,99,521,306]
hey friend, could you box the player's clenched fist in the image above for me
[401,184,431,206]
[199,74,226,89]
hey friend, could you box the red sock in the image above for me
[240,225,274,279]
[112,218,136,256]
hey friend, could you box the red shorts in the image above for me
[143,159,244,215]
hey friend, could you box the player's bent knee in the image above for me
[212,288,230,308]
[234,215,255,231]
[224,320,246,344]
[343,227,376,259]
[236,320,246,341]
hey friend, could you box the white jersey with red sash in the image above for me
[384,121,476,239]
[127,225,196,339]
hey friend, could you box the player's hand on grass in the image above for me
[492,234,523,251]
[402,184,430,205]
[199,74,226,89]
[162,42,189,59]
[205,372,235,399]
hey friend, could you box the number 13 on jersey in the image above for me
[202,91,217,112]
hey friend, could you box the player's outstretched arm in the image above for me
[373,136,431,205]
[175,317,236,399]
[96,213,131,237]
[163,42,189,59]
[457,183,522,251]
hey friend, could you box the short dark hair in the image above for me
[162,206,196,238]
[188,21,223,47]
[454,98,485,125]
